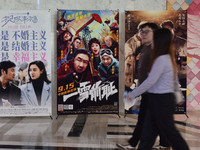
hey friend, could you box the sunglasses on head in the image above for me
[100,49,112,56]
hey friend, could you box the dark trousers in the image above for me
[128,94,148,147]
[137,93,189,150]
[128,94,169,147]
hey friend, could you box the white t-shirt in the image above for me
[128,54,179,98]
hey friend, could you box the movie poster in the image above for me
[0,10,51,116]
[124,11,187,114]
[57,10,119,115]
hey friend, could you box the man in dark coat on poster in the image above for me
[0,60,21,107]
[57,48,95,112]
[57,48,93,84]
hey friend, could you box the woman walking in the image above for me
[127,28,189,150]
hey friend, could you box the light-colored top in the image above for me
[128,54,179,98]
[20,82,51,106]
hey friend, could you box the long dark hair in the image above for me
[148,28,177,78]
[28,61,51,83]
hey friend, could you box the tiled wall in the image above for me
[167,0,200,111]
[167,0,193,10]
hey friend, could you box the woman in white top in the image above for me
[127,28,189,150]
[20,61,51,106]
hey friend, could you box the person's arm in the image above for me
[174,75,181,92]
[127,56,166,99]
[2,100,12,107]
[174,75,185,105]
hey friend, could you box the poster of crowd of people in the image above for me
[57,10,119,114]
[124,10,187,114]
[0,10,52,116]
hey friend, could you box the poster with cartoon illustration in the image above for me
[57,10,119,114]
[124,11,187,114]
[0,10,52,116]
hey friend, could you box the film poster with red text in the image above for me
[57,10,119,115]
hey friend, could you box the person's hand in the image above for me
[65,72,79,82]
[126,93,133,102]
[177,100,185,106]
[73,72,79,79]
[136,53,141,60]
[2,100,12,107]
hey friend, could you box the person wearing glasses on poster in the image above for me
[20,61,51,106]
[98,49,119,83]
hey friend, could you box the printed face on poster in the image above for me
[124,10,187,114]
[0,10,51,116]
[57,10,119,114]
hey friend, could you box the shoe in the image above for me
[116,143,136,150]
[152,145,170,150]
[160,146,170,150]
[152,145,161,149]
